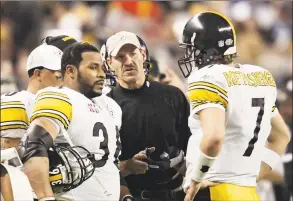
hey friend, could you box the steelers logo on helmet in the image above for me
[48,144,95,194]
[178,11,237,78]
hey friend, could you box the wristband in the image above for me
[39,197,56,201]
[191,150,216,182]
[262,147,281,170]
[122,195,135,201]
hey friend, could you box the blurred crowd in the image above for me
[1,1,292,201]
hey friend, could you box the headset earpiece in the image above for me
[136,35,151,74]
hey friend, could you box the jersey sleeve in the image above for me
[30,88,72,130]
[187,69,229,116]
[1,93,29,137]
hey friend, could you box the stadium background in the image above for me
[1,1,292,201]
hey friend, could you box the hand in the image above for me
[256,161,272,183]
[184,180,201,201]
[200,180,218,189]
[184,180,218,201]
[122,147,155,176]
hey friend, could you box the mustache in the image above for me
[122,64,137,71]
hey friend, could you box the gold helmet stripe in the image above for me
[206,11,236,45]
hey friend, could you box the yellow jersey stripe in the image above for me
[37,96,71,106]
[192,101,225,110]
[188,88,228,109]
[192,102,202,110]
[1,124,27,131]
[189,81,228,97]
[37,91,70,100]
[272,106,276,112]
[1,101,24,106]
[189,85,228,102]
[1,120,28,126]
[189,85,228,101]
[31,111,69,129]
[206,11,236,45]
[31,94,72,129]
[189,81,228,94]
[49,174,62,182]
[0,107,29,127]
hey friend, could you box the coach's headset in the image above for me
[101,34,151,87]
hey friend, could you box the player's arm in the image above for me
[20,118,59,200]
[19,90,72,200]
[186,74,228,188]
[198,108,225,156]
[1,98,29,150]
[258,112,291,181]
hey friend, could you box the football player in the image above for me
[19,42,122,201]
[1,35,77,201]
[1,35,77,150]
[177,12,291,201]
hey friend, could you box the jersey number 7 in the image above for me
[243,98,265,157]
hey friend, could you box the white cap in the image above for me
[106,31,141,57]
[26,44,63,72]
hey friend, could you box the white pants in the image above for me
[57,163,120,201]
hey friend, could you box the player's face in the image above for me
[77,52,105,98]
[40,69,62,88]
[110,44,145,84]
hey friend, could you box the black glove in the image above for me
[145,148,184,170]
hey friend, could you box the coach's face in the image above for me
[109,44,146,84]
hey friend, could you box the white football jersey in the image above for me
[186,64,278,187]
[1,90,35,138]
[30,86,121,200]
[92,93,122,130]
